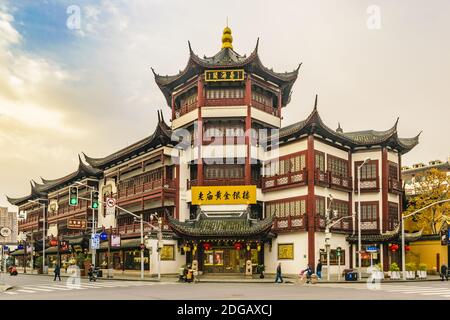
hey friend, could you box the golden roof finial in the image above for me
[222,19,233,49]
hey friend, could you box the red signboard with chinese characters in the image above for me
[67,219,87,230]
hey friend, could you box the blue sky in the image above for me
[0,0,449,211]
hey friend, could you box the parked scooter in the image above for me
[8,265,18,276]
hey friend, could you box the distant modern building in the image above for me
[402,157,450,196]
[7,26,421,276]
[0,207,18,244]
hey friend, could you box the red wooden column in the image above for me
[244,75,252,185]
[171,94,175,121]
[348,150,353,233]
[197,76,204,185]
[381,148,389,233]
[306,134,316,267]
[277,92,282,118]
[175,163,180,219]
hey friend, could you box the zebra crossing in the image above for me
[319,282,450,299]
[2,280,176,296]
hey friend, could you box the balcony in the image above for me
[251,100,278,116]
[115,220,171,236]
[117,179,176,200]
[262,170,307,192]
[388,178,403,194]
[316,216,353,233]
[328,173,352,191]
[176,101,198,117]
[204,98,245,107]
[188,178,260,189]
[355,177,380,192]
[272,215,306,232]
[314,169,329,187]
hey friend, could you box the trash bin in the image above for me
[345,270,358,281]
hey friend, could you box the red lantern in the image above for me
[203,243,211,251]
[405,245,411,252]
[49,239,58,247]
[234,242,242,250]
[389,244,399,252]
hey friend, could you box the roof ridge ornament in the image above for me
[314,94,318,110]
[336,122,343,133]
[221,24,233,49]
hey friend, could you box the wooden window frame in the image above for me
[327,154,349,177]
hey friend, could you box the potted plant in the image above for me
[389,262,401,280]
[418,263,427,279]
[372,263,384,280]
[405,263,416,280]
[256,264,265,279]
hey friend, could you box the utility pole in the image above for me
[140,213,144,280]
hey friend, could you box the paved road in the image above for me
[1,275,450,300]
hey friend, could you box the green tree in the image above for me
[405,168,450,234]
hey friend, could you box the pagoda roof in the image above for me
[346,226,423,244]
[275,95,421,154]
[168,212,274,238]
[7,156,101,206]
[83,110,173,169]
[152,36,300,107]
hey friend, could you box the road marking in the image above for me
[53,284,86,290]
[23,287,53,292]
[16,289,36,293]
[3,291,18,295]
[32,285,71,291]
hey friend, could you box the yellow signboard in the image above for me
[204,69,245,82]
[191,185,256,205]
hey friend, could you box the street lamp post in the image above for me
[140,213,144,280]
[401,198,450,280]
[357,157,371,280]
[28,199,48,274]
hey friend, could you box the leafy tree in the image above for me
[404,168,450,234]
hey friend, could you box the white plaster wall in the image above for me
[251,107,281,128]
[275,139,308,159]
[172,109,198,129]
[202,106,247,118]
[387,150,399,163]
[388,193,400,204]
[178,156,189,222]
[262,186,308,202]
[147,239,183,275]
[48,224,58,237]
[264,232,309,275]
[314,187,349,202]
[314,232,350,275]
[314,140,349,160]
[202,144,247,160]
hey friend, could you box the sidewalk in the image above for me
[12,271,444,284]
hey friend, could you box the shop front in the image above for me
[169,212,273,275]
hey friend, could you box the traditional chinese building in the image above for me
[7,26,421,276]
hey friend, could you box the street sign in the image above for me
[366,246,378,253]
[106,197,116,215]
[90,233,100,250]
[68,219,87,230]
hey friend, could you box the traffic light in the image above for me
[91,190,99,209]
[69,186,78,206]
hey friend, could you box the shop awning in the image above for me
[98,238,141,250]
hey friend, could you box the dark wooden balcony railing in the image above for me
[177,101,198,117]
[273,215,306,231]
[118,179,176,199]
[115,220,170,235]
[204,98,245,107]
[251,100,278,116]
[314,169,329,186]
[388,178,403,194]
[262,170,307,191]
[188,179,260,189]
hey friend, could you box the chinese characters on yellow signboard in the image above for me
[204,69,245,82]
[191,185,257,205]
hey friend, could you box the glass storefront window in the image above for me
[113,252,123,270]
[124,250,149,270]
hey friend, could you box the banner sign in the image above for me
[67,219,87,230]
[111,234,121,248]
[191,185,257,205]
[204,69,244,82]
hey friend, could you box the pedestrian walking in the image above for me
[53,264,61,281]
[305,264,313,283]
[316,259,323,279]
[440,264,448,281]
[275,262,283,283]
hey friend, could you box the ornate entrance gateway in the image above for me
[168,210,273,274]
